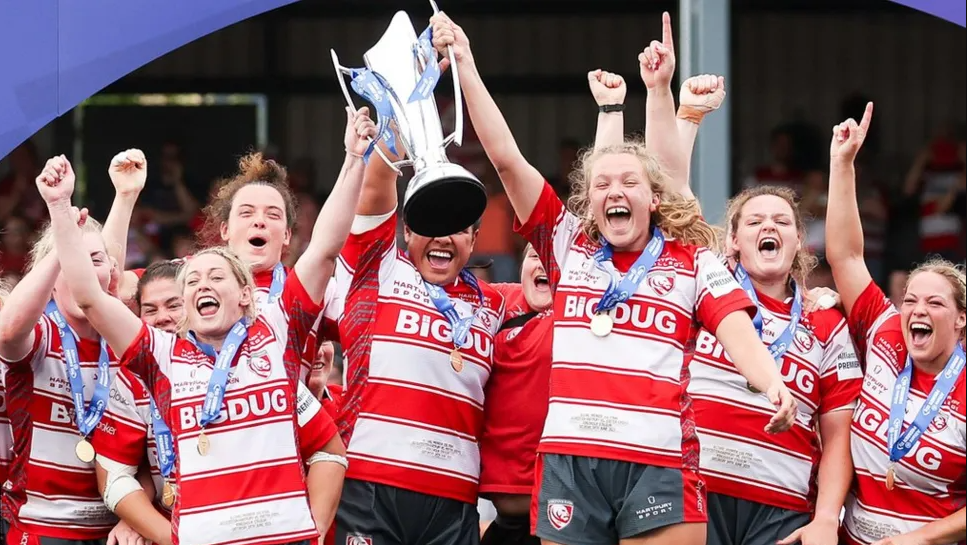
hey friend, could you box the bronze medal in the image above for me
[197,430,211,457]
[75,438,96,463]
[449,349,464,373]
[885,464,896,491]
[161,481,176,508]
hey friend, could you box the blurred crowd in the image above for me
[2,98,965,308]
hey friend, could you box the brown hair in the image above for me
[723,185,818,287]
[200,152,298,246]
[566,139,718,248]
[907,258,966,341]
[136,259,185,309]
[175,247,257,336]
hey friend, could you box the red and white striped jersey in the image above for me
[0,363,12,500]
[121,271,328,545]
[842,281,966,545]
[689,287,862,512]
[252,266,341,382]
[516,182,755,469]
[334,211,505,504]
[1,316,120,540]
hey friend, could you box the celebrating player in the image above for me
[331,111,506,541]
[38,107,375,545]
[434,11,798,545]
[825,103,966,545]
[0,152,144,543]
[0,282,11,545]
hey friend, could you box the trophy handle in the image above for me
[329,49,408,174]
[428,0,463,148]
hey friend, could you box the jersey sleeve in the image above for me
[846,280,897,361]
[338,211,399,285]
[815,311,863,414]
[92,369,149,466]
[295,382,338,459]
[0,320,47,372]
[120,324,175,403]
[693,248,757,332]
[513,181,582,291]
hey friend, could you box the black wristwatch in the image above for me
[599,104,625,113]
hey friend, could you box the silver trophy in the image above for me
[330,1,486,238]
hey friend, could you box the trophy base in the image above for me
[403,163,487,238]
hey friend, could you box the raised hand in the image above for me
[638,12,676,90]
[109,149,147,196]
[345,107,378,158]
[588,69,627,107]
[830,102,874,164]
[35,155,76,205]
[430,12,472,71]
[680,74,726,114]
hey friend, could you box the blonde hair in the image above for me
[566,140,718,248]
[175,246,257,336]
[27,217,105,272]
[0,279,10,308]
[723,185,818,287]
[907,258,966,341]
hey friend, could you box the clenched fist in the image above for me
[35,155,76,205]
[680,74,726,114]
[639,12,676,90]
[109,148,147,197]
[588,70,627,107]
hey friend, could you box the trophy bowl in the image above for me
[403,162,487,237]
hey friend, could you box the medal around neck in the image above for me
[590,313,614,337]
[449,349,464,373]
[162,481,176,508]
[330,0,486,237]
[75,438,96,463]
[197,430,211,457]
[885,464,896,491]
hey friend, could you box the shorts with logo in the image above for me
[705,493,810,545]
[336,478,480,545]
[1,519,106,545]
[480,514,540,545]
[534,454,707,545]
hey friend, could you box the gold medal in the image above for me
[590,313,614,337]
[449,349,464,373]
[885,464,896,491]
[161,481,176,508]
[197,430,211,457]
[75,438,96,463]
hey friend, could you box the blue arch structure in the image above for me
[0,0,962,160]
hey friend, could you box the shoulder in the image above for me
[804,307,849,343]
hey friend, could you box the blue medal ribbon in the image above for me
[592,226,665,314]
[44,300,112,439]
[423,269,485,351]
[348,68,399,161]
[267,262,286,305]
[149,397,175,481]
[733,264,803,362]
[887,345,966,466]
[187,319,249,428]
[407,26,442,103]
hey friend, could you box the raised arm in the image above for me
[0,249,57,361]
[588,69,627,150]
[640,13,687,192]
[431,13,545,224]
[674,74,726,199]
[34,156,143,357]
[825,103,874,318]
[102,149,147,308]
[715,310,798,433]
[293,108,377,303]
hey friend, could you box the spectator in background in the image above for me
[473,169,520,282]
[0,140,45,226]
[903,125,964,261]
[547,137,580,200]
[285,192,318,269]
[139,141,200,244]
[744,125,804,194]
[169,226,195,259]
[0,216,31,274]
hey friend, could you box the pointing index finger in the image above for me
[859,102,874,133]
[662,12,674,49]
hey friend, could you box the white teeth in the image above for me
[911,323,932,332]
[428,250,453,259]
[606,206,630,216]
[197,296,218,309]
